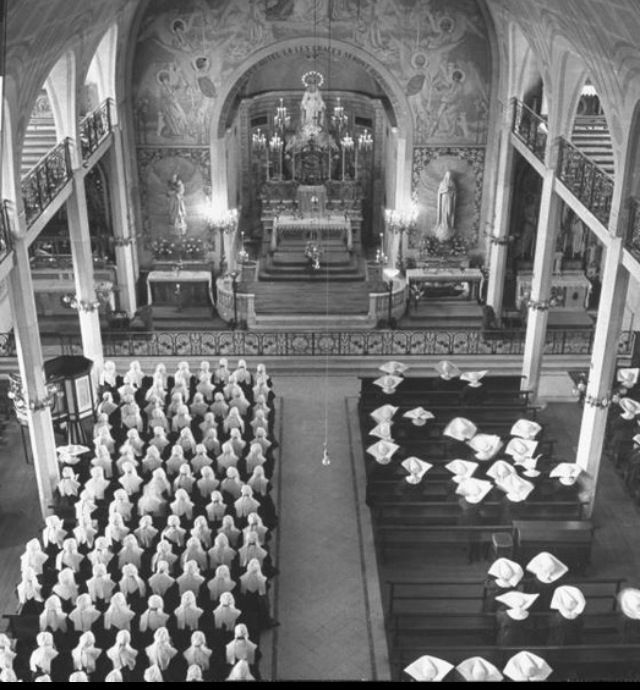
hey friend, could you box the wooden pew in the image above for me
[390,643,640,681]
[513,520,594,574]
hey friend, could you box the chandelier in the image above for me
[274,98,290,131]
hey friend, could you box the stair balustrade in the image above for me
[79,98,114,161]
[625,197,640,258]
[0,201,13,266]
[20,138,72,228]
[556,137,614,227]
[511,98,547,162]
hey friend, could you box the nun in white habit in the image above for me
[139,594,170,634]
[148,426,170,454]
[118,461,143,496]
[17,566,43,610]
[234,485,261,519]
[170,488,195,521]
[173,463,196,494]
[225,624,257,666]
[118,563,147,599]
[39,595,68,633]
[191,445,214,476]
[109,489,134,523]
[71,631,101,674]
[149,560,176,598]
[208,564,236,601]
[52,568,79,607]
[161,515,187,547]
[42,515,66,551]
[68,594,101,633]
[151,540,178,574]
[103,592,135,632]
[104,512,130,547]
[238,531,268,569]
[118,534,144,570]
[21,538,49,576]
[106,629,138,671]
[221,467,244,501]
[134,515,159,549]
[143,664,164,682]
[174,590,204,631]
[84,466,110,502]
[181,536,208,571]
[55,538,84,573]
[214,591,242,632]
[208,533,237,570]
[206,490,228,523]
[202,427,222,455]
[227,659,255,681]
[183,631,212,672]
[190,515,213,548]
[29,632,59,676]
[145,627,177,671]
[176,560,205,598]
[86,563,115,605]
[218,515,242,548]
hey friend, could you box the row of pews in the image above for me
[358,368,640,681]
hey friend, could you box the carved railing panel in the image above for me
[0,202,12,265]
[79,99,113,161]
[13,328,630,359]
[557,137,614,227]
[21,139,72,227]
[625,197,640,258]
[511,99,547,162]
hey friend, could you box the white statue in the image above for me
[435,170,456,241]
[300,83,326,133]
[167,173,187,235]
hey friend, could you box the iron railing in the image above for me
[79,98,113,161]
[511,98,548,162]
[21,138,72,228]
[625,197,640,257]
[0,202,13,264]
[11,328,631,359]
[557,137,614,227]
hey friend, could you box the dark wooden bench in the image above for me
[390,643,640,681]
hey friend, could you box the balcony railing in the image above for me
[2,327,630,360]
[557,137,614,227]
[21,138,72,228]
[625,197,640,258]
[511,98,548,162]
[79,98,113,161]
[0,202,13,265]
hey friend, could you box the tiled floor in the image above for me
[1,376,640,682]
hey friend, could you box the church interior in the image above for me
[2,0,640,682]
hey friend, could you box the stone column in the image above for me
[575,238,628,518]
[109,126,138,316]
[520,168,562,398]
[66,168,104,375]
[8,237,60,517]
[209,136,228,270]
[486,119,516,320]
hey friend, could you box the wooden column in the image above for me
[521,168,562,399]
[575,238,628,518]
[66,168,104,374]
[486,120,516,320]
[8,238,59,517]
[109,126,138,317]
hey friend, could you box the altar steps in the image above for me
[246,280,371,315]
[399,299,483,329]
[251,313,374,331]
[258,253,366,281]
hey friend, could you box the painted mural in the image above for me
[410,146,485,251]
[132,0,491,147]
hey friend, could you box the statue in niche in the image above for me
[167,173,187,235]
[517,194,539,259]
[434,170,456,241]
[560,208,586,259]
[300,81,326,133]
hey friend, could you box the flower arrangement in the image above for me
[304,241,323,270]
[420,234,470,258]
[151,237,207,260]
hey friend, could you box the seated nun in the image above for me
[206,490,228,523]
[39,595,68,633]
[149,561,176,598]
[208,565,236,602]
[115,447,138,476]
[502,651,553,682]
[189,392,209,419]
[233,359,253,386]
[191,444,214,474]
[208,533,237,569]
[217,443,240,472]
[525,552,569,609]
[170,488,195,521]
[171,405,192,433]
[166,445,187,477]
[87,537,114,570]
[403,655,453,682]
[547,585,586,645]
[176,560,205,598]
[177,426,198,456]
[229,390,251,417]
[161,515,187,547]
[253,428,273,454]
[141,445,163,475]
[495,591,539,646]
[137,486,168,519]
[94,425,116,455]
[210,392,229,421]
[120,395,143,432]
[122,428,145,457]
[483,558,524,612]
[234,485,261,520]
[245,444,267,475]
[109,489,134,522]
[238,531,268,569]
[21,539,49,576]
[68,594,101,633]
[151,540,179,574]
[139,594,170,634]
[52,568,79,607]
[57,466,81,499]
[71,631,101,674]
[196,466,219,499]
[227,659,255,681]
[196,362,215,400]
[143,664,164,682]
[223,407,245,435]
[174,590,203,631]
[250,409,269,436]
[104,513,130,547]
[455,657,503,683]
[213,358,231,385]
[91,444,113,478]
[217,515,242,548]
[97,389,118,416]
[180,536,208,571]
[213,591,241,632]
[106,629,138,671]
[183,631,212,672]
[73,514,98,551]
[148,467,172,497]
[42,514,66,551]
[84,466,110,502]
[243,513,269,546]
[167,392,185,418]
[17,566,44,611]
[190,515,213,548]
[118,534,144,570]
[29,632,59,676]
[248,465,270,496]
[118,563,146,600]
[173,463,196,494]
[86,563,115,605]
[148,405,169,433]
[202,427,222,455]
[103,593,135,632]
[225,624,257,667]
[55,538,84,573]
[148,426,170,454]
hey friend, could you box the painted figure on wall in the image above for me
[167,173,187,235]
[435,171,456,241]
[156,67,189,138]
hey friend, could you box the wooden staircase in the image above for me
[20,116,57,178]
[571,115,614,176]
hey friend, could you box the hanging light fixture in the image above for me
[274,98,290,132]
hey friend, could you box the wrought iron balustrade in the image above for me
[21,138,72,228]
[625,196,640,257]
[511,98,548,162]
[11,327,631,360]
[557,137,614,227]
[79,98,113,161]
[0,202,13,264]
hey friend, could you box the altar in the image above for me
[146,269,213,307]
[406,267,484,301]
[296,185,327,214]
[271,214,352,251]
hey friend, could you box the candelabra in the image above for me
[384,204,418,271]
[341,133,354,181]
[332,97,348,132]
[584,393,611,408]
[375,232,387,264]
[274,98,290,132]
[237,231,249,264]
[383,267,400,329]
[61,293,101,312]
[269,133,284,179]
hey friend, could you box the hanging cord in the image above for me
[322,6,331,463]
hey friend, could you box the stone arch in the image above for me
[83,23,119,113]
[211,37,413,144]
